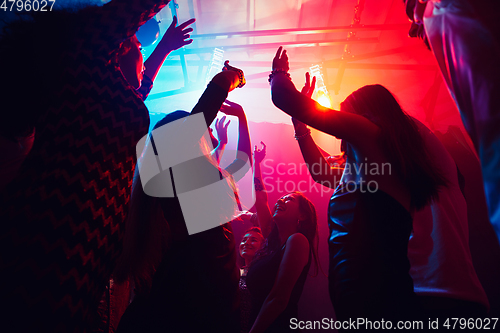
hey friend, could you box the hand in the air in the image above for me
[253,141,267,164]
[220,100,245,118]
[214,116,230,146]
[272,46,289,72]
[233,210,254,223]
[300,72,316,98]
[162,16,195,51]
[291,72,316,132]
[223,60,246,88]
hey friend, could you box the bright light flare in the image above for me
[317,93,332,108]
[309,64,332,109]
[205,48,225,84]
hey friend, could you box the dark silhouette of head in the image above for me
[340,84,447,210]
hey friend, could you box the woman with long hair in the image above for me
[269,47,448,323]
[115,64,252,332]
[246,143,319,333]
[240,226,265,274]
[293,73,489,320]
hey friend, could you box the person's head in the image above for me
[341,84,402,120]
[256,191,320,275]
[273,192,317,239]
[117,35,145,89]
[272,192,317,243]
[239,227,265,266]
[154,110,219,152]
[340,84,447,210]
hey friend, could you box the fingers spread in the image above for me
[178,18,196,30]
[311,76,316,89]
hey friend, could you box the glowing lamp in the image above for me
[309,64,331,109]
[205,48,225,84]
[316,90,332,108]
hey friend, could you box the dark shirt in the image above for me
[328,183,418,322]
[246,243,311,333]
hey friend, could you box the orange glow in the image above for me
[317,94,332,108]
[315,90,332,108]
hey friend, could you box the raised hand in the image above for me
[232,210,254,223]
[300,72,316,98]
[220,100,245,118]
[215,116,230,146]
[272,46,289,72]
[162,16,195,52]
[142,17,196,84]
[223,60,246,88]
[253,141,267,164]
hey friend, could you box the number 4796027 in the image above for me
[443,318,498,330]
[1,0,56,12]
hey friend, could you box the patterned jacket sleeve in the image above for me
[137,74,154,100]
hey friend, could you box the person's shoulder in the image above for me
[286,233,309,249]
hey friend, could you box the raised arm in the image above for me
[191,61,243,130]
[293,118,343,188]
[219,100,253,180]
[270,47,381,150]
[143,17,195,83]
[252,142,273,239]
[177,62,243,150]
[249,233,310,333]
[292,73,343,188]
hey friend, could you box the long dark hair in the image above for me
[340,84,447,210]
[115,112,238,292]
[252,191,320,276]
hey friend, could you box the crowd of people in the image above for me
[0,0,498,332]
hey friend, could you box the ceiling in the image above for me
[143,0,464,134]
[1,0,461,133]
